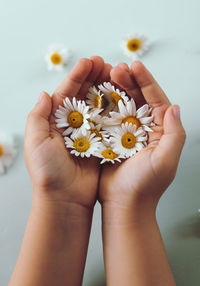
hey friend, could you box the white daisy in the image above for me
[64,130,101,158]
[0,133,17,174]
[121,33,150,59]
[93,142,124,164]
[55,97,90,137]
[108,99,154,132]
[45,44,71,71]
[110,122,148,158]
[86,86,108,110]
[98,82,129,113]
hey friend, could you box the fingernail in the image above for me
[38,92,45,103]
[173,105,180,119]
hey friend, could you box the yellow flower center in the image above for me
[0,145,3,157]
[73,138,90,152]
[101,149,118,160]
[110,92,123,106]
[126,38,141,52]
[122,116,140,128]
[90,129,103,140]
[121,132,136,149]
[68,111,83,128]
[94,95,105,108]
[50,53,63,65]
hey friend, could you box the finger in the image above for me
[25,92,52,145]
[117,63,130,72]
[78,56,104,99]
[52,58,92,110]
[131,61,171,107]
[96,63,112,85]
[110,65,146,107]
[153,105,186,169]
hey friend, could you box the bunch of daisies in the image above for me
[55,82,154,164]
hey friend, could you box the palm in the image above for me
[25,57,112,208]
[99,61,173,205]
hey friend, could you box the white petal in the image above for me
[136,104,150,118]
[140,116,153,124]
[118,100,129,116]
[137,136,148,142]
[135,142,144,151]
[143,125,153,132]
[63,127,73,136]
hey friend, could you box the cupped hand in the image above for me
[99,61,186,211]
[24,57,112,209]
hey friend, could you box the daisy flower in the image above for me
[0,133,17,174]
[45,44,71,71]
[121,34,150,59]
[110,122,148,158]
[108,99,154,132]
[98,82,129,113]
[86,86,108,111]
[55,97,90,137]
[93,142,124,164]
[64,130,101,158]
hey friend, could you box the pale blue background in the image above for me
[0,0,200,285]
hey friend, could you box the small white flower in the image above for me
[93,142,124,164]
[110,122,147,158]
[98,82,129,113]
[108,99,154,132]
[45,44,71,71]
[65,130,101,158]
[121,34,150,59]
[0,133,17,174]
[55,97,90,137]
[86,86,106,110]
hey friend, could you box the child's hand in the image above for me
[99,61,186,218]
[25,57,112,210]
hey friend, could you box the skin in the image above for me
[99,61,186,286]
[9,58,186,286]
[9,56,112,286]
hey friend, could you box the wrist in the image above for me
[32,193,94,226]
[101,198,158,229]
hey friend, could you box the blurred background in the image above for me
[0,0,200,285]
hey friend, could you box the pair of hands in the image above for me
[24,56,186,216]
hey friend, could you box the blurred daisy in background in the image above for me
[0,133,17,174]
[65,130,101,158]
[55,97,90,136]
[110,122,147,158]
[45,44,71,71]
[121,33,150,59]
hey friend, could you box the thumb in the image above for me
[25,92,52,145]
[155,105,186,166]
